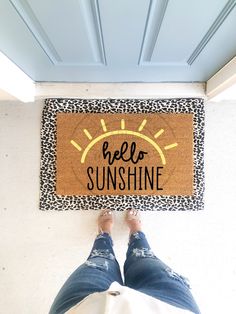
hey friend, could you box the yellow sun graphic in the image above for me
[70,119,178,165]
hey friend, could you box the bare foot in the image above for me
[98,209,114,234]
[125,209,142,234]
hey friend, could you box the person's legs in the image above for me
[49,210,123,314]
[124,210,200,314]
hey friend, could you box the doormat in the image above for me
[40,98,205,211]
[57,113,193,196]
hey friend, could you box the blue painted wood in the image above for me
[149,0,228,64]
[188,0,236,65]
[0,0,51,80]
[98,0,149,65]
[0,0,236,82]
[13,0,105,65]
[139,0,170,64]
[9,0,61,64]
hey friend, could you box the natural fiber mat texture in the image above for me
[40,98,205,211]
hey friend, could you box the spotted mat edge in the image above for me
[40,98,205,211]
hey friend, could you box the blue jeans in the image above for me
[49,232,200,314]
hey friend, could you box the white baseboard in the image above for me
[35,82,206,100]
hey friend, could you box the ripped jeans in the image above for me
[49,232,200,314]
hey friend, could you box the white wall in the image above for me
[0,97,236,314]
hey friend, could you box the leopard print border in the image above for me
[40,98,205,211]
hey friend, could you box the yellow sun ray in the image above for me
[71,119,179,165]
[164,143,178,150]
[83,129,93,140]
[138,119,147,131]
[100,119,107,132]
[70,140,82,151]
[154,129,164,138]
[121,119,125,130]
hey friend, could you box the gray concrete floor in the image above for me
[0,99,236,314]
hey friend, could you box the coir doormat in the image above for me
[40,98,205,211]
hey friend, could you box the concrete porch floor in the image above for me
[0,99,236,314]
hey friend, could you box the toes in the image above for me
[100,209,112,216]
[126,209,140,220]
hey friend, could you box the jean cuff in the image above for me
[129,231,146,244]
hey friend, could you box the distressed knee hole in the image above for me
[132,248,156,258]
[85,259,109,271]
[166,267,191,288]
[131,232,141,240]
[96,234,107,240]
[90,249,115,260]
